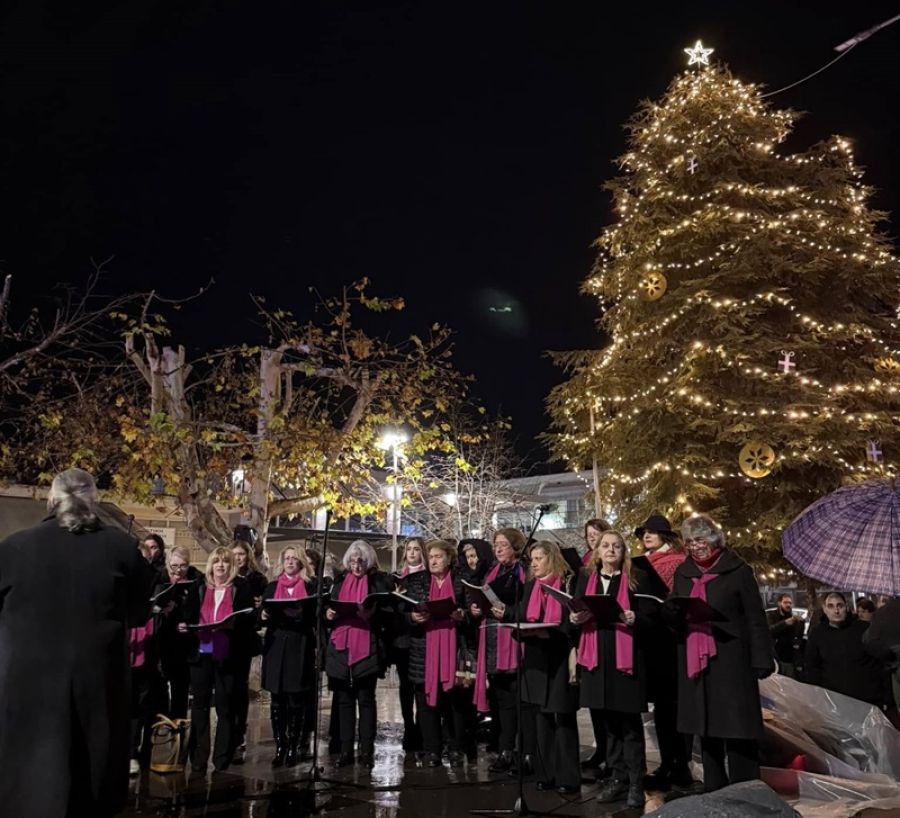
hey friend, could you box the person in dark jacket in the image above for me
[573,530,655,808]
[260,545,319,766]
[767,592,806,679]
[401,540,470,766]
[0,468,155,818]
[863,596,900,723]
[325,540,392,768]
[805,592,885,706]
[144,533,169,582]
[504,541,580,794]
[666,515,773,793]
[179,547,257,773]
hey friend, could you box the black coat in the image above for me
[325,570,393,683]
[805,617,885,705]
[0,517,154,818]
[574,567,655,714]
[511,577,579,714]
[630,555,679,702]
[399,569,468,686]
[153,568,203,669]
[475,560,527,675]
[180,576,258,666]
[261,578,319,694]
[669,550,773,739]
[766,607,806,666]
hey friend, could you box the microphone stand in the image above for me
[308,508,332,786]
[472,507,576,818]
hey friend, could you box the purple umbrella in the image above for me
[781,478,900,595]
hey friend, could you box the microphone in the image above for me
[536,503,557,513]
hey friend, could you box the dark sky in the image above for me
[2,2,900,466]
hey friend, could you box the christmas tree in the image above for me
[547,43,900,567]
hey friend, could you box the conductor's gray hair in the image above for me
[681,514,725,549]
[342,539,378,572]
[47,468,100,533]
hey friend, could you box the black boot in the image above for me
[285,707,303,767]
[489,750,514,773]
[271,701,287,768]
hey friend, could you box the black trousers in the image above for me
[333,677,377,755]
[653,688,692,773]
[490,672,536,755]
[534,710,580,789]
[162,658,191,720]
[700,737,760,792]
[415,685,468,755]
[131,666,162,763]
[393,648,420,747]
[188,654,236,771]
[589,708,606,763]
[231,655,253,748]
[603,709,646,786]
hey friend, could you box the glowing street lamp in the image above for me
[378,429,409,571]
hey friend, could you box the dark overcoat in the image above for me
[669,549,773,739]
[511,576,579,714]
[0,516,154,818]
[574,567,655,713]
[260,578,319,694]
[325,570,393,683]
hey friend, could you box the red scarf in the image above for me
[275,571,307,599]
[647,550,686,592]
[474,561,523,713]
[200,583,233,661]
[129,616,155,668]
[424,573,457,706]
[330,573,370,666]
[687,571,719,678]
[576,570,634,675]
[527,575,563,624]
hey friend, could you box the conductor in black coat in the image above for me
[0,468,155,818]
[666,515,773,793]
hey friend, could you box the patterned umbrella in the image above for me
[781,478,900,595]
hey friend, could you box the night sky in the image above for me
[3,2,900,466]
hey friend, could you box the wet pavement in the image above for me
[122,679,678,817]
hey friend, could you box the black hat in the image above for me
[634,513,676,539]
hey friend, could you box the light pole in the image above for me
[378,429,408,572]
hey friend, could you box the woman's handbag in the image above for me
[149,714,191,774]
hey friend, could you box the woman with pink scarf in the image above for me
[572,530,655,809]
[501,541,580,793]
[667,515,772,793]
[260,546,318,767]
[324,540,392,768]
[400,540,469,767]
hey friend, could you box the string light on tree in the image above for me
[684,40,714,67]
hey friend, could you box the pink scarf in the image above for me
[200,583,233,661]
[582,550,593,567]
[576,570,634,675]
[474,561,523,712]
[275,571,307,599]
[527,575,563,624]
[129,617,155,668]
[687,573,719,678]
[424,573,457,706]
[330,572,370,667]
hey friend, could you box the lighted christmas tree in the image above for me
[547,43,900,566]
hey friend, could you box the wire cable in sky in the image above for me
[761,12,900,98]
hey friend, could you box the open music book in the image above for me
[186,608,256,631]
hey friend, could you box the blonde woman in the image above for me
[179,547,256,773]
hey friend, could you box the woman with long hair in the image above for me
[573,530,654,809]
[324,540,392,768]
[503,541,580,793]
[260,546,319,766]
[179,547,256,773]
[470,528,536,774]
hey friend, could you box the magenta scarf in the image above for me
[527,575,563,624]
[474,561,523,713]
[582,550,593,567]
[275,571,307,599]
[576,570,634,675]
[129,616,155,668]
[686,573,719,678]
[330,573,370,667]
[424,573,457,706]
[200,583,233,661]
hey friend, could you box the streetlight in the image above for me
[378,429,409,572]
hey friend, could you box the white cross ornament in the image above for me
[777,351,796,374]
[866,440,883,463]
[687,156,698,174]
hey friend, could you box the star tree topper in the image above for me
[684,40,714,67]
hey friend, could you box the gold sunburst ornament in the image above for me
[684,40,714,67]
[639,272,668,301]
[739,440,776,479]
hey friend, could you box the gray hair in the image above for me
[342,539,378,572]
[681,514,725,549]
[47,468,100,533]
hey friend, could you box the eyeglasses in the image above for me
[169,563,187,570]
[684,538,711,548]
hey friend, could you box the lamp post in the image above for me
[378,429,408,572]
